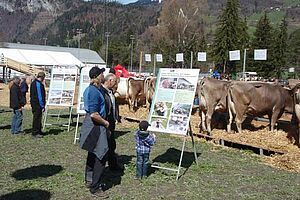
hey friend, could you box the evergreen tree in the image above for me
[287,28,300,71]
[212,0,249,74]
[250,12,274,78]
[273,18,288,78]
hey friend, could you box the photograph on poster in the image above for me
[51,81,63,89]
[171,103,191,116]
[53,74,64,81]
[79,103,85,110]
[159,77,178,89]
[152,102,172,117]
[167,115,188,132]
[83,75,90,83]
[150,117,167,130]
[61,98,73,105]
[177,78,195,91]
[64,74,76,82]
[63,82,75,90]
[49,90,62,98]
[62,90,74,97]
[49,98,61,104]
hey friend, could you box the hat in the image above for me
[89,67,105,79]
[139,120,150,131]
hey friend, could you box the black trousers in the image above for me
[32,107,42,136]
[107,130,118,168]
[85,152,107,193]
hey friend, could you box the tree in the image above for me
[272,18,288,78]
[287,28,300,70]
[141,0,209,67]
[250,12,274,78]
[212,0,249,74]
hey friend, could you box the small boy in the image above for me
[135,120,156,179]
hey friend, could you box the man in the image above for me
[100,73,123,171]
[30,72,46,138]
[9,76,25,134]
[79,66,109,198]
[20,77,29,105]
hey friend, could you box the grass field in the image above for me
[0,107,300,200]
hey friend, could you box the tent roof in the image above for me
[0,48,83,66]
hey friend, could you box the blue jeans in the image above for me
[136,153,149,178]
[11,109,23,134]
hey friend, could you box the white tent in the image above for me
[0,48,83,66]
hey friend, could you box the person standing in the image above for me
[20,77,29,105]
[30,72,46,138]
[9,76,25,135]
[79,66,109,198]
[100,73,123,171]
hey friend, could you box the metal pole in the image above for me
[243,49,247,81]
[130,35,134,72]
[153,54,156,75]
[77,29,82,61]
[105,32,110,66]
[43,38,47,46]
[190,51,193,69]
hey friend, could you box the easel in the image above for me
[43,105,73,132]
[73,113,85,144]
[151,123,198,180]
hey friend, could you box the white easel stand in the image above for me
[43,105,73,132]
[73,113,85,144]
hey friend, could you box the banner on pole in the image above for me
[229,50,240,61]
[176,53,184,62]
[197,52,206,62]
[77,66,109,114]
[254,49,267,60]
[47,66,78,107]
[145,54,151,62]
[156,54,163,62]
[148,68,199,135]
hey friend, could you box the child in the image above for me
[135,120,156,179]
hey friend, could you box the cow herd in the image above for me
[113,76,300,147]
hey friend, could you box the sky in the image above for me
[117,0,138,4]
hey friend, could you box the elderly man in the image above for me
[100,73,123,171]
[79,66,109,198]
[30,72,46,138]
[9,76,25,134]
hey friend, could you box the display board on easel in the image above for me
[148,68,200,180]
[73,66,108,144]
[43,66,78,132]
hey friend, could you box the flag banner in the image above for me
[254,49,267,60]
[229,50,240,61]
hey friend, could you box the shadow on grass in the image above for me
[114,130,130,139]
[150,148,201,176]
[0,125,11,130]
[11,164,63,180]
[102,155,134,190]
[43,128,65,136]
[0,189,51,200]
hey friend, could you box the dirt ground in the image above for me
[1,83,299,173]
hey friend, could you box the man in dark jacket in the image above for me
[30,72,46,138]
[20,77,29,105]
[100,73,123,171]
[10,76,25,134]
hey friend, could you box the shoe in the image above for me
[32,134,43,138]
[91,189,109,198]
[85,181,92,188]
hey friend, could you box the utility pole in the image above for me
[130,35,135,72]
[43,38,47,46]
[105,32,110,66]
[88,42,92,50]
[76,28,82,61]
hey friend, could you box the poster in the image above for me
[197,52,206,62]
[47,66,78,107]
[145,54,151,62]
[254,49,267,60]
[77,66,108,114]
[176,53,184,62]
[148,68,199,135]
[156,54,163,62]
[229,50,240,61]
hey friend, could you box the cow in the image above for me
[292,83,300,147]
[227,81,294,133]
[197,77,230,134]
[127,77,146,111]
[145,76,156,109]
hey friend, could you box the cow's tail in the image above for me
[227,84,235,133]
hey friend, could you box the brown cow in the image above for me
[292,83,300,147]
[145,77,156,109]
[227,82,294,133]
[127,77,145,111]
[197,77,230,134]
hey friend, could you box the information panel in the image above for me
[47,66,78,107]
[148,68,199,135]
[77,66,108,114]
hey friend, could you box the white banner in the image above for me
[77,66,109,114]
[156,54,163,62]
[197,52,206,62]
[47,66,78,107]
[289,67,295,73]
[148,68,200,135]
[176,53,184,62]
[145,54,151,62]
[229,50,240,61]
[254,49,267,60]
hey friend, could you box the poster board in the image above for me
[77,66,109,114]
[197,52,206,62]
[229,50,240,61]
[148,68,200,135]
[254,49,267,60]
[47,66,78,106]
